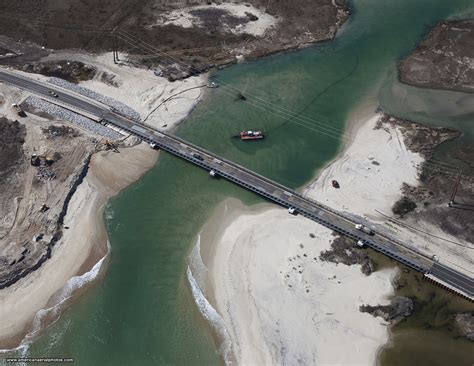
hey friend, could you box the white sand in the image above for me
[195,107,473,365]
[155,3,277,37]
[304,111,473,274]
[304,114,424,219]
[197,201,397,365]
[0,143,158,348]
[37,52,209,131]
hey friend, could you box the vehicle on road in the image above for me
[356,240,366,247]
[332,180,340,188]
[149,142,158,149]
[288,207,297,215]
[48,90,59,98]
[193,153,204,161]
[355,224,374,235]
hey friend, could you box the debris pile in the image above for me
[22,61,96,84]
[36,166,56,181]
[42,125,80,139]
[360,296,415,324]
[454,313,474,341]
[319,234,376,275]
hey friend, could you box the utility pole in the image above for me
[112,27,119,63]
[112,28,116,64]
[448,170,462,207]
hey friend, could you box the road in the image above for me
[1,69,472,301]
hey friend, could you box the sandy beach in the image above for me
[0,143,158,349]
[188,105,459,365]
[304,107,473,274]
[191,199,398,365]
[0,48,210,349]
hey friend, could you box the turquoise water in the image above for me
[9,0,474,364]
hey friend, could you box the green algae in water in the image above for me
[16,0,474,365]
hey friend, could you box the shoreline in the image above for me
[0,47,206,349]
[187,199,276,365]
[300,94,381,196]
[190,99,474,364]
[187,98,433,364]
[0,143,159,350]
[192,198,398,365]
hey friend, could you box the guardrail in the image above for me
[109,115,438,267]
[106,116,432,274]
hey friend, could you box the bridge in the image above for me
[0,69,472,302]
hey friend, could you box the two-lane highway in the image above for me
[1,69,472,301]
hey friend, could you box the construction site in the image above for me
[0,85,124,288]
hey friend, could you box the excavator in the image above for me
[101,139,119,152]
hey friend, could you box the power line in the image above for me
[116,29,355,141]
[375,209,474,250]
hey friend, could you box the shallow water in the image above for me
[9,0,474,364]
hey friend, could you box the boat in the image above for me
[239,130,264,140]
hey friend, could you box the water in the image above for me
[7,0,474,364]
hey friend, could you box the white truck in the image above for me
[355,224,374,236]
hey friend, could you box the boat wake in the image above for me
[187,234,234,365]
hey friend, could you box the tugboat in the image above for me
[332,180,340,189]
[239,130,264,140]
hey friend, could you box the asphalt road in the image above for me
[1,69,472,301]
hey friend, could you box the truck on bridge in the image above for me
[355,224,374,236]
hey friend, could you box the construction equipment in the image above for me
[30,154,41,166]
[45,155,55,166]
[101,139,119,152]
[39,204,49,213]
[30,153,55,167]
[12,103,26,117]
